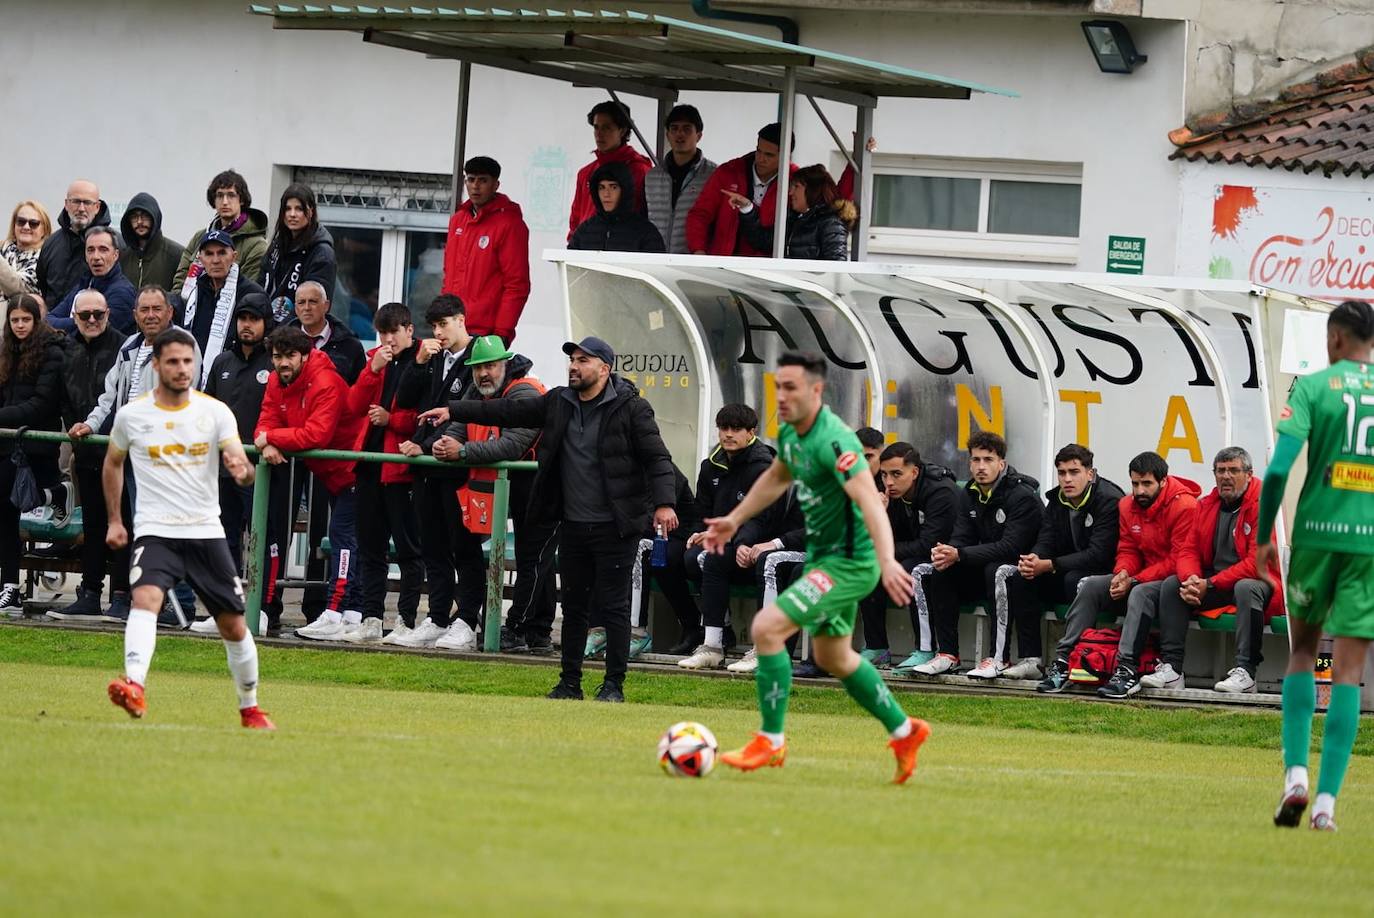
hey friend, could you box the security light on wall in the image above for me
[1081,20,1147,74]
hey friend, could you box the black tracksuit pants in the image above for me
[558,521,639,687]
[355,466,424,627]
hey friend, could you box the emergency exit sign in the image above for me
[1107,235,1145,274]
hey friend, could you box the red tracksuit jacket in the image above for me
[255,348,366,495]
[440,193,531,344]
[1114,474,1203,583]
[1189,476,1286,621]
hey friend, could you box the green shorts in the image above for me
[774,556,879,638]
[1286,548,1374,639]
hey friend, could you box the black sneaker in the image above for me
[500,627,529,654]
[1037,659,1072,694]
[158,598,189,630]
[793,659,825,678]
[1098,664,1141,700]
[106,592,131,624]
[593,681,625,703]
[526,639,556,656]
[546,681,584,700]
[0,584,23,616]
[45,589,104,622]
[668,629,703,656]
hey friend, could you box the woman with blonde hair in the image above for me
[726,164,856,261]
[1,201,52,309]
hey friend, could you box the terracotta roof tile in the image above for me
[1170,52,1374,177]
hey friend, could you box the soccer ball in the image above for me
[657,721,718,778]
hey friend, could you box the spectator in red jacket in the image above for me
[567,101,652,241]
[440,156,531,344]
[1142,447,1284,695]
[685,122,798,257]
[1038,451,1201,698]
[344,303,424,643]
[254,325,367,642]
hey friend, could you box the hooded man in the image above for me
[49,226,137,335]
[119,193,183,290]
[440,156,531,345]
[37,179,117,306]
[567,100,653,241]
[568,161,666,253]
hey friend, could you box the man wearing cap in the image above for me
[440,156,531,344]
[435,335,556,654]
[644,104,717,255]
[443,335,677,702]
[198,292,285,633]
[173,228,266,386]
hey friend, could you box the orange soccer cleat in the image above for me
[889,718,932,785]
[108,677,146,719]
[240,706,276,730]
[720,733,787,771]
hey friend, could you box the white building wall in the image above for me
[2,1,1190,373]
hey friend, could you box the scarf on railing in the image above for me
[182,263,238,386]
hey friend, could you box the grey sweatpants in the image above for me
[1053,574,1165,668]
[1155,575,1271,675]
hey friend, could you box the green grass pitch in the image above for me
[2,627,1371,916]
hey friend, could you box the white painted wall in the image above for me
[1,1,1190,376]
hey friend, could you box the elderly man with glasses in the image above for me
[37,180,118,306]
[1140,446,1286,694]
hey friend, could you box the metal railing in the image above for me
[2,427,536,651]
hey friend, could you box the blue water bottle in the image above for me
[650,527,668,569]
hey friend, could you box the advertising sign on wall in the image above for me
[1210,184,1374,301]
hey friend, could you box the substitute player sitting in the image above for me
[104,328,274,730]
[1258,300,1374,832]
[702,351,930,783]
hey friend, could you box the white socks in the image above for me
[1286,765,1309,790]
[762,731,785,749]
[890,719,914,740]
[1313,792,1336,820]
[342,609,362,626]
[124,609,158,686]
[704,626,725,648]
[223,634,259,709]
[319,610,343,625]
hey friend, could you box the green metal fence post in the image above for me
[483,468,511,652]
[243,455,272,635]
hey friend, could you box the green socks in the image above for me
[756,651,792,735]
[1318,684,1362,798]
[1281,672,1316,769]
[842,658,909,733]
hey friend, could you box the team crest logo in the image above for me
[836,451,859,473]
[1244,522,1253,535]
[450,379,462,394]
[1330,377,1344,390]
[1280,405,1293,419]
[256,369,270,384]
[1085,514,1094,527]
[479,235,491,249]
[195,415,212,432]
[805,570,835,593]
[995,508,1006,524]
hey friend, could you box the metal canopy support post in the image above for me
[851,103,875,261]
[772,66,796,260]
[655,95,676,164]
[482,469,511,652]
[609,89,658,165]
[805,95,857,175]
[449,61,472,208]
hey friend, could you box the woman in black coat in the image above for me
[0,294,67,611]
[260,183,338,323]
[568,161,666,253]
[729,164,856,261]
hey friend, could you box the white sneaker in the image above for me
[1003,657,1043,680]
[967,657,1008,680]
[435,619,478,651]
[381,622,413,646]
[1214,666,1256,694]
[341,617,383,644]
[677,644,725,670]
[296,614,345,641]
[1142,662,1186,689]
[727,648,758,674]
[394,618,445,648]
[189,617,219,635]
[912,653,958,676]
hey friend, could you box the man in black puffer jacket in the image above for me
[1015,444,1124,656]
[917,430,1044,679]
[860,441,961,673]
[445,335,677,702]
[568,161,666,253]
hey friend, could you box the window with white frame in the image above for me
[866,157,1083,263]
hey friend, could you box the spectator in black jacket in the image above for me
[677,403,777,670]
[36,180,115,306]
[49,227,137,335]
[392,294,485,647]
[729,164,855,261]
[445,335,677,702]
[49,291,126,622]
[261,183,337,323]
[118,192,182,291]
[1015,444,1124,676]
[200,293,284,632]
[916,431,1044,679]
[568,161,666,253]
[862,442,960,674]
[0,295,66,615]
[290,280,364,384]
[172,229,268,385]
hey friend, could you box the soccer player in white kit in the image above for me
[103,328,274,729]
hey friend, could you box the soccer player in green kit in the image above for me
[702,352,931,783]
[1257,300,1374,832]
